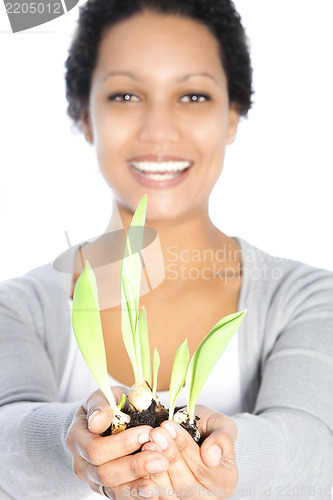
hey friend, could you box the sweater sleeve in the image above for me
[233,265,333,499]
[0,275,91,499]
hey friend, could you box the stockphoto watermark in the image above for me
[123,485,232,498]
[165,245,286,283]
[122,484,333,498]
[53,230,286,310]
[2,0,79,33]
[53,225,166,311]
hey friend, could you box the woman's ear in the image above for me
[81,109,94,144]
[226,102,241,145]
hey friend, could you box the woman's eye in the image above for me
[108,93,140,102]
[180,94,210,103]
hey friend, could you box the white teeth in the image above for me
[135,171,182,181]
[130,161,191,173]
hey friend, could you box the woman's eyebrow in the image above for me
[101,71,218,84]
[102,71,143,82]
[177,72,218,84]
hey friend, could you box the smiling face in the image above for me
[82,10,240,221]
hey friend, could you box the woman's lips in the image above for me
[127,156,193,188]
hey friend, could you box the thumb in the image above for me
[83,386,128,434]
[200,431,235,468]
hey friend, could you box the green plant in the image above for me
[72,260,130,429]
[72,194,247,437]
[152,347,160,398]
[181,310,246,423]
[168,339,190,421]
[120,195,148,385]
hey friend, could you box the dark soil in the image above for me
[101,403,202,445]
[176,413,203,445]
[127,399,160,428]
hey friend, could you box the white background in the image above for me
[1,0,333,281]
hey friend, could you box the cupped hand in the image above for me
[66,387,169,498]
[140,405,238,499]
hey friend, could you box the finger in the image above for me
[160,420,203,469]
[66,405,92,453]
[85,450,169,488]
[200,432,238,495]
[200,431,234,467]
[194,406,237,469]
[75,425,153,465]
[142,440,173,500]
[150,424,199,497]
[71,456,145,499]
[141,442,163,453]
[82,386,129,434]
[72,455,103,494]
[107,477,160,500]
[142,438,173,497]
[194,405,238,443]
[161,421,220,488]
[163,420,237,494]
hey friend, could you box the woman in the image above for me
[0,0,332,499]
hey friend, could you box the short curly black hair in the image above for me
[65,0,253,132]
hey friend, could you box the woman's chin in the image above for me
[145,204,191,224]
[113,190,199,224]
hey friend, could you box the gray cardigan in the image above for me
[0,237,332,499]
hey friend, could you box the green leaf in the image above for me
[169,339,190,421]
[118,393,126,410]
[139,306,151,386]
[186,309,247,421]
[121,276,140,381]
[130,194,147,232]
[72,260,116,407]
[120,195,147,384]
[152,348,160,396]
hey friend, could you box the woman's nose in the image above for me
[138,102,181,144]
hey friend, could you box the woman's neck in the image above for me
[104,199,241,276]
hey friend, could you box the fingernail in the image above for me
[151,431,168,450]
[138,429,151,444]
[146,459,168,474]
[161,422,177,439]
[88,409,101,429]
[142,442,159,452]
[206,444,222,467]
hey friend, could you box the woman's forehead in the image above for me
[93,11,225,83]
